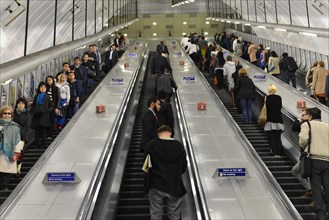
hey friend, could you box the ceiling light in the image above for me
[221,20,225,22]
[275,28,287,32]
[97,38,102,41]
[98,17,101,20]
[235,22,240,24]
[206,21,210,24]
[226,21,231,23]
[299,32,317,37]
[215,19,219,21]
[244,23,251,26]
[257,25,266,28]
[124,33,127,36]
[204,32,208,36]
[153,22,157,25]
[183,21,187,25]
[108,33,111,35]
[182,32,186,35]
[153,33,157,36]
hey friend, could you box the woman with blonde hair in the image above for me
[55,74,70,129]
[235,68,255,124]
[264,84,284,156]
[0,106,21,190]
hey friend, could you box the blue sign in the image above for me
[47,172,75,182]
[218,168,246,177]
[253,74,266,80]
[183,76,196,81]
[111,78,124,83]
[128,53,137,57]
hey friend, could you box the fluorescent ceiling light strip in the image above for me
[257,25,266,28]
[244,23,251,26]
[299,32,317,37]
[275,28,287,32]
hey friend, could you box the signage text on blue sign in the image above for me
[128,53,137,57]
[218,168,246,177]
[183,76,196,81]
[111,78,124,83]
[253,74,266,80]
[47,172,75,182]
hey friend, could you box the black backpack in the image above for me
[286,57,298,72]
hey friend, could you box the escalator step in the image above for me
[300,213,316,220]
[267,165,293,172]
[119,197,149,206]
[117,205,150,214]
[271,171,295,177]
[280,183,305,190]
[121,184,145,191]
[275,177,300,184]
[290,197,313,205]
[119,191,146,199]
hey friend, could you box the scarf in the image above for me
[0,119,20,159]
[37,93,46,105]
[15,108,26,115]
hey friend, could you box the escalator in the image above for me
[202,73,315,220]
[0,73,105,206]
[114,53,159,219]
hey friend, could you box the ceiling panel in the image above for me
[74,0,86,40]
[290,0,308,27]
[26,0,55,55]
[86,0,95,36]
[248,0,256,21]
[264,0,276,23]
[255,0,265,22]
[56,0,73,45]
[308,0,328,29]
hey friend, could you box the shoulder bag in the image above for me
[300,121,312,178]
[258,96,267,127]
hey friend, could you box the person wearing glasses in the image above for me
[0,106,21,190]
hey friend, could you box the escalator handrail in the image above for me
[173,90,211,220]
[181,46,302,219]
[77,42,148,220]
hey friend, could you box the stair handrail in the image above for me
[173,90,211,220]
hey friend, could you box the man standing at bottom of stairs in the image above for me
[144,125,187,220]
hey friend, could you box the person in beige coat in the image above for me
[305,62,318,88]
[299,107,329,220]
[311,61,329,105]
[268,51,281,78]
[248,43,258,66]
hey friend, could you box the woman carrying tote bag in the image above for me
[263,84,284,156]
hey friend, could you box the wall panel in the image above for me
[74,0,86,40]
[56,0,73,44]
[86,0,95,36]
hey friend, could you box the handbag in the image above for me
[258,96,267,127]
[87,69,96,79]
[56,107,66,118]
[300,121,312,178]
[268,63,276,72]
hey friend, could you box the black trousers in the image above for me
[35,126,47,148]
[267,130,283,155]
[311,159,329,219]
[48,110,55,137]
[0,172,12,189]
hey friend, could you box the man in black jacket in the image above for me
[104,45,119,73]
[150,50,172,76]
[144,125,187,219]
[279,52,297,88]
[157,90,175,136]
[140,97,161,152]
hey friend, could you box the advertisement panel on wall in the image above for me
[9,80,17,109]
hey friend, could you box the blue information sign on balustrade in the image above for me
[47,172,75,182]
[111,78,124,83]
[253,74,266,81]
[182,76,196,82]
[218,168,246,177]
[128,53,137,58]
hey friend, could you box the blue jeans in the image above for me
[240,99,253,123]
[55,99,67,126]
[284,71,296,88]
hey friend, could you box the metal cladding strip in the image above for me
[178,43,301,219]
[173,91,211,220]
[0,19,138,83]
[221,48,329,124]
[0,41,146,219]
[77,42,148,220]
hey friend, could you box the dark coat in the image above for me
[68,80,82,106]
[157,101,174,131]
[145,138,187,197]
[105,50,119,72]
[46,86,59,109]
[31,94,51,128]
[151,54,172,75]
[156,44,169,55]
[71,65,88,87]
[140,110,159,151]
[265,94,283,123]
[236,76,255,100]
[13,110,32,142]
